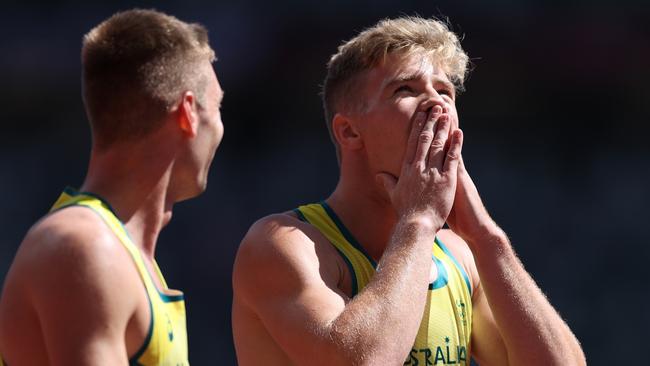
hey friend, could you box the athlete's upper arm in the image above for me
[17,209,137,365]
[438,229,508,365]
[233,215,349,365]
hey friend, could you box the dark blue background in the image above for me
[1,1,648,364]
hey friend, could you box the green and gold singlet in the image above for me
[52,187,189,366]
[295,202,473,365]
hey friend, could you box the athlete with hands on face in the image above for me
[232,16,585,366]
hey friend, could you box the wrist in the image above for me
[464,225,510,254]
[398,212,444,235]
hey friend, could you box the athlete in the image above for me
[0,9,223,365]
[232,16,585,365]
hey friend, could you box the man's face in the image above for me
[350,51,459,178]
[193,62,225,192]
[174,60,224,201]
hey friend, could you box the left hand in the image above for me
[446,156,504,249]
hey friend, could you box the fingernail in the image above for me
[432,105,443,116]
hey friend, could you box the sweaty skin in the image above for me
[234,107,463,366]
[232,52,585,366]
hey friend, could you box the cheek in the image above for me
[364,103,414,172]
[215,119,224,146]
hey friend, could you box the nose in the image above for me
[419,89,446,113]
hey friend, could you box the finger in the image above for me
[404,111,428,164]
[443,129,463,174]
[375,172,397,195]
[427,115,451,169]
[412,106,442,166]
[458,154,467,174]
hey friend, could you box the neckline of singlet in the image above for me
[300,201,472,297]
[60,187,184,302]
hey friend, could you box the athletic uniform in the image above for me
[51,187,189,366]
[295,202,473,366]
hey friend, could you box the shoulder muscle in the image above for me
[5,206,139,364]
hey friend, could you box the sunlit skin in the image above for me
[169,61,225,202]
[326,52,461,262]
[353,51,459,178]
[0,60,224,365]
[233,49,585,366]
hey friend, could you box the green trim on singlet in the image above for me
[63,186,120,219]
[51,188,188,365]
[428,255,450,290]
[50,197,157,366]
[129,297,155,365]
[293,208,307,222]
[61,188,186,303]
[435,237,472,296]
[294,208,359,295]
[319,201,378,269]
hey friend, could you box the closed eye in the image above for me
[438,89,451,96]
[437,87,455,99]
[394,85,415,95]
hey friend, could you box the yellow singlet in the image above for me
[51,187,189,366]
[296,202,473,366]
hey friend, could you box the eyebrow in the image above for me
[383,71,455,94]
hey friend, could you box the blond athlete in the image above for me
[0,9,224,365]
[232,17,585,365]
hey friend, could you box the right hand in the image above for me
[376,105,463,231]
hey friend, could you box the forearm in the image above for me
[328,218,436,365]
[469,230,585,365]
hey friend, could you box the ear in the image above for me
[332,113,363,151]
[176,91,199,138]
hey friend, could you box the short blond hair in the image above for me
[82,9,215,149]
[322,16,469,154]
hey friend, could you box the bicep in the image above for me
[35,286,130,366]
[255,278,347,357]
[234,226,349,365]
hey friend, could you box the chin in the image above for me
[175,182,206,203]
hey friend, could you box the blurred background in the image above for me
[1,0,648,364]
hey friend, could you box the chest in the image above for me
[336,249,473,365]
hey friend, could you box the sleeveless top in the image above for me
[51,187,189,366]
[295,202,473,365]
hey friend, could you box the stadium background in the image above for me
[1,0,648,364]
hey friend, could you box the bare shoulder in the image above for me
[9,206,140,305]
[437,229,479,293]
[233,212,342,305]
[22,206,126,268]
[0,206,144,364]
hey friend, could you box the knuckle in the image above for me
[430,140,445,150]
[418,132,433,143]
[413,161,426,171]
[447,151,460,160]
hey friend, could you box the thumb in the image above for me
[375,173,397,195]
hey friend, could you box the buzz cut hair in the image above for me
[82,8,215,149]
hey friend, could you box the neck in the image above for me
[326,155,398,262]
[80,141,176,260]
